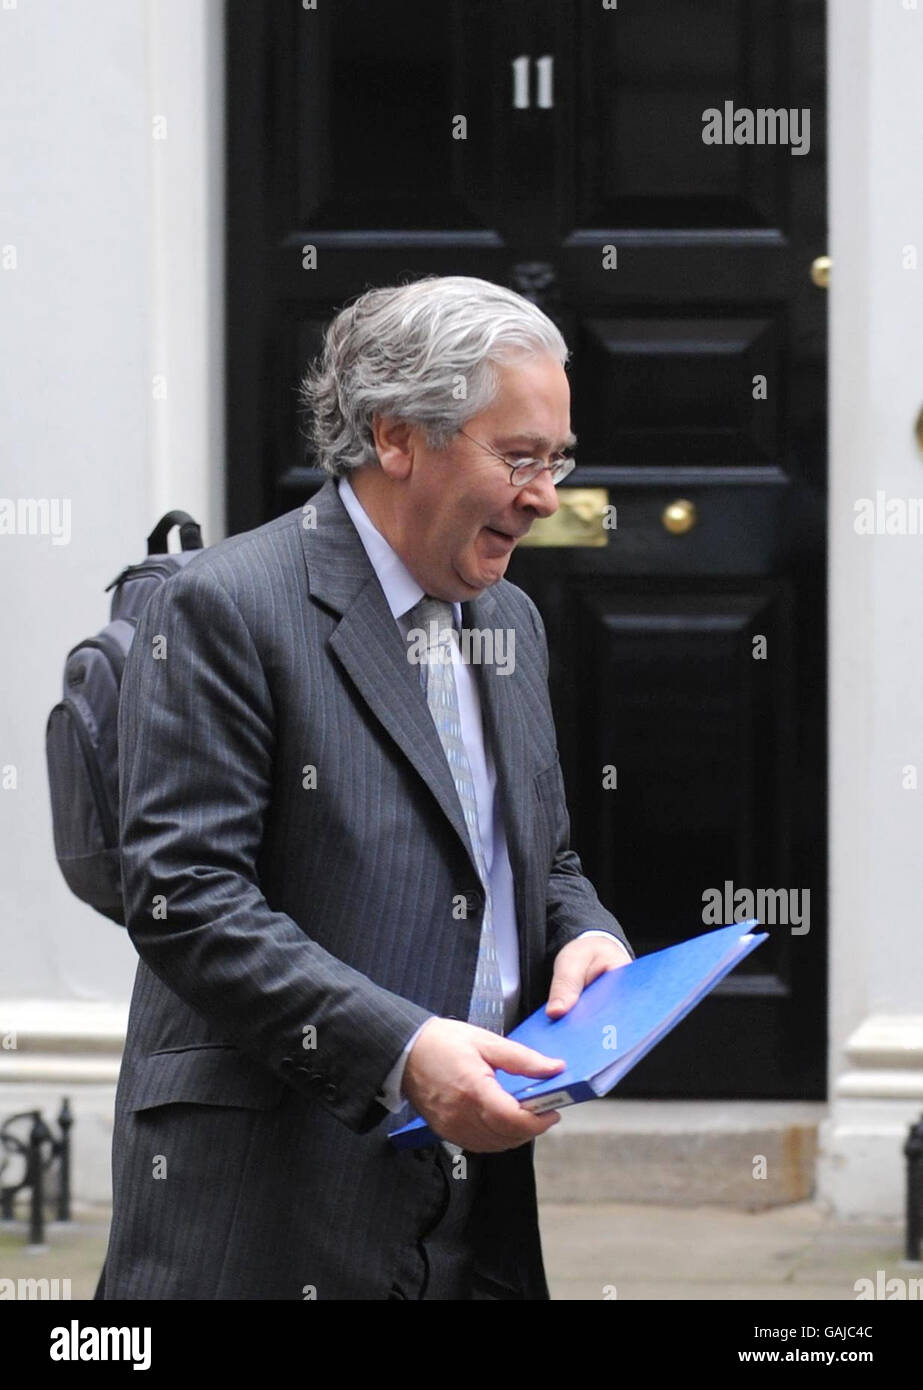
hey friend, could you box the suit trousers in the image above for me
[93,1145,528,1300]
[388,1146,526,1300]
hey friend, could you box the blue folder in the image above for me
[388,920,768,1149]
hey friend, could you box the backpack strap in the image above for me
[146,510,203,555]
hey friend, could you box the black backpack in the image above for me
[45,511,205,924]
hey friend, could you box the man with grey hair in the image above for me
[97,274,633,1301]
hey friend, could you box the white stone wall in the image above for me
[820,0,923,1218]
[0,0,224,1203]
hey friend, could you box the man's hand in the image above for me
[401,1019,566,1153]
[545,935,632,1020]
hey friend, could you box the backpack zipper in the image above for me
[104,559,181,593]
[52,697,119,847]
[70,632,127,687]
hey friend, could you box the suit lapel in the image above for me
[298,479,481,880]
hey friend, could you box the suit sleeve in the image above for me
[117,562,433,1135]
[522,593,635,973]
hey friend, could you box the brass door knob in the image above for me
[811,255,831,289]
[661,498,697,535]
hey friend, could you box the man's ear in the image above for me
[371,414,414,480]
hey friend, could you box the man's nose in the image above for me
[516,468,560,519]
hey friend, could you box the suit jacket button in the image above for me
[280,1057,295,1073]
[322,1081,337,1101]
[464,890,482,914]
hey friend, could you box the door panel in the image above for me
[227,0,827,1097]
[576,314,781,465]
[570,0,797,232]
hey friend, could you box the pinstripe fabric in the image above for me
[96,477,633,1300]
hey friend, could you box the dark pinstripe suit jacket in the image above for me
[98,477,632,1299]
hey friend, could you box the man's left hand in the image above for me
[545,936,632,1019]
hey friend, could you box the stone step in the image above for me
[534,1100,825,1209]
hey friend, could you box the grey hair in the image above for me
[298,274,569,477]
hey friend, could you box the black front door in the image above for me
[227,0,827,1098]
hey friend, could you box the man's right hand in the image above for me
[401,1017,566,1153]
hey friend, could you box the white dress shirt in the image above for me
[335,476,615,1113]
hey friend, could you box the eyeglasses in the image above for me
[457,428,576,487]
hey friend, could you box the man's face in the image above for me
[372,352,571,601]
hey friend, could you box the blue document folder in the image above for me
[388,921,768,1149]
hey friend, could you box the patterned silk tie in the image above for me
[408,596,505,1035]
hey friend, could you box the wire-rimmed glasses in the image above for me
[457,428,576,487]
